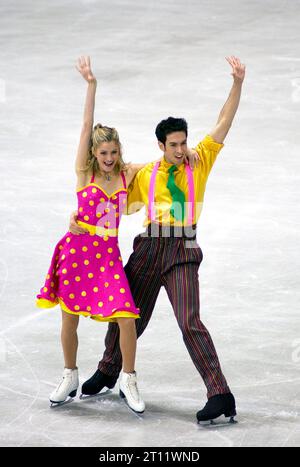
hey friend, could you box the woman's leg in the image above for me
[49,311,80,403]
[61,310,79,369]
[116,318,137,373]
[115,317,144,413]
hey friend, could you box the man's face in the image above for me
[159,131,188,166]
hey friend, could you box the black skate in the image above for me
[196,393,237,426]
[80,369,118,399]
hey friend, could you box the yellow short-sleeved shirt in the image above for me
[126,135,224,226]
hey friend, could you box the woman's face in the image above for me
[94,141,120,174]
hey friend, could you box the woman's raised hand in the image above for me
[76,56,96,83]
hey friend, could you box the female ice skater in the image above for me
[36,56,146,413]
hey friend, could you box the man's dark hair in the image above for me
[155,117,188,145]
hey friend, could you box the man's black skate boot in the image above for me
[196,393,237,424]
[81,369,118,396]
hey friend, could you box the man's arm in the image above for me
[69,210,88,235]
[210,56,246,144]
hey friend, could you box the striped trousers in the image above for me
[98,228,230,398]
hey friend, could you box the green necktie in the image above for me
[166,165,185,222]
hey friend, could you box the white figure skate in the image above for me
[50,368,79,407]
[119,371,145,414]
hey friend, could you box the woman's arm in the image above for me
[125,163,148,187]
[130,163,148,175]
[75,56,97,185]
[125,147,200,186]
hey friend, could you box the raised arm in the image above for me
[210,56,246,144]
[75,56,97,178]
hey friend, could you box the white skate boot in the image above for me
[50,368,79,406]
[119,371,145,414]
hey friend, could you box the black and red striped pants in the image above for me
[98,225,230,398]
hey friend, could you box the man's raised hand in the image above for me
[226,56,246,84]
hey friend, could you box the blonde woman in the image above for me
[36,57,146,413]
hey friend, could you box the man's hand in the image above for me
[184,148,200,170]
[69,211,88,235]
[226,56,246,84]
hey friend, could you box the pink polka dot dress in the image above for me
[36,171,140,322]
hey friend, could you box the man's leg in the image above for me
[163,262,230,398]
[98,236,162,377]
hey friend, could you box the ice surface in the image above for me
[0,0,299,447]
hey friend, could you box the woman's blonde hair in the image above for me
[80,124,127,175]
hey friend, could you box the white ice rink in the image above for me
[0,0,299,447]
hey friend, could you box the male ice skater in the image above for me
[70,56,246,422]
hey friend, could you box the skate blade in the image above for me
[79,389,112,400]
[50,396,75,408]
[198,415,238,427]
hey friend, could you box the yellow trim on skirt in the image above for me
[36,298,139,323]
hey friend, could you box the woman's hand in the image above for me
[184,148,200,170]
[76,56,96,84]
